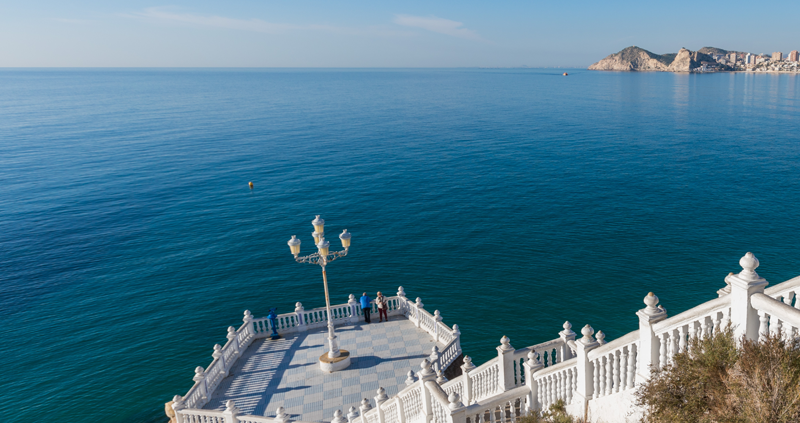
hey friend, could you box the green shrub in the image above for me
[635,328,800,423]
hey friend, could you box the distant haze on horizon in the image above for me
[2,0,799,68]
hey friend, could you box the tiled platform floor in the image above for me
[203,315,443,422]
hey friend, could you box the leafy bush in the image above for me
[517,400,581,423]
[635,327,800,423]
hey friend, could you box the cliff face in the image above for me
[590,46,716,72]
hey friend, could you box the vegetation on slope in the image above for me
[636,328,800,423]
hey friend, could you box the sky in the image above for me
[1,0,799,67]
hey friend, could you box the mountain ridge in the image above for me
[589,46,718,72]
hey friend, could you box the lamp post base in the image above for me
[319,350,351,373]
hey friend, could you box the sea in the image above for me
[1,68,799,422]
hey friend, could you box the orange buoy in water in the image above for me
[249,182,254,189]
[563,72,568,76]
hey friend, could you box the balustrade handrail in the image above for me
[531,356,577,378]
[765,275,800,297]
[652,295,731,334]
[425,380,452,409]
[463,385,530,409]
[513,338,564,359]
[587,330,640,361]
[752,293,800,327]
[467,356,499,376]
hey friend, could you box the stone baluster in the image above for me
[687,322,696,352]
[347,406,359,423]
[786,291,798,308]
[193,366,208,401]
[461,355,476,405]
[592,359,600,399]
[667,330,677,365]
[721,307,731,330]
[559,321,576,360]
[523,350,543,413]
[626,344,636,389]
[619,349,628,391]
[758,311,769,342]
[729,252,769,343]
[573,324,599,408]
[295,302,307,330]
[274,406,289,422]
[604,354,613,396]
[222,400,240,423]
[556,372,563,403]
[658,333,667,369]
[597,357,606,397]
[566,368,573,403]
[243,310,254,337]
[332,410,347,423]
[430,346,440,372]
[678,326,687,353]
[712,312,722,334]
[414,298,424,328]
[433,310,442,342]
[227,327,240,358]
[452,324,462,356]
[497,336,516,391]
[213,344,227,376]
[612,350,620,393]
[375,388,389,423]
[359,399,373,423]
[636,292,668,383]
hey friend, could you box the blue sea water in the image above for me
[1,68,799,422]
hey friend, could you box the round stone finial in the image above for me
[331,409,346,423]
[420,359,435,376]
[348,406,358,416]
[375,387,389,402]
[452,324,460,334]
[415,297,424,308]
[194,366,204,376]
[295,302,304,311]
[434,310,442,321]
[227,326,236,339]
[436,369,448,384]
[243,310,253,322]
[581,324,595,341]
[225,400,237,412]
[499,335,513,350]
[643,292,659,311]
[563,321,572,331]
[397,286,406,297]
[596,330,606,345]
[740,252,759,272]
[275,406,288,421]
[360,398,372,411]
[405,370,417,385]
[213,344,222,357]
[447,392,464,410]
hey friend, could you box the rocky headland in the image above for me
[589,46,718,72]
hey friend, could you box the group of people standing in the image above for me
[359,291,388,323]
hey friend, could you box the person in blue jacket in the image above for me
[360,292,372,323]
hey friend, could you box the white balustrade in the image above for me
[531,358,577,409]
[467,360,502,402]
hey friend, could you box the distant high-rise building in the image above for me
[745,53,753,64]
[729,52,737,63]
[789,50,800,62]
[772,52,783,61]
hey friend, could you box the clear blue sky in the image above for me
[2,0,799,67]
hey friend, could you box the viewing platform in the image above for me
[203,316,446,421]
[169,253,800,423]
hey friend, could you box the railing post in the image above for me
[349,294,360,323]
[360,398,373,423]
[574,325,599,414]
[275,406,289,422]
[332,410,347,423]
[415,298,425,328]
[636,292,667,383]
[347,406,359,423]
[375,387,389,423]
[397,286,407,316]
[419,359,436,423]
[496,335,516,391]
[227,327,240,358]
[243,310,254,337]
[193,366,208,401]
[452,324,462,356]
[430,346,441,372]
[523,350,544,413]
[295,302,307,331]
[728,252,769,342]
[213,344,227,376]
[460,356,476,405]
[559,321,576,360]
[170,395,185,423]
[447,393,467,423]
[222,400,240,423]
[433,310,442,342]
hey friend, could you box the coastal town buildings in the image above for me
[790,50,800,62]
[772,51,783,61]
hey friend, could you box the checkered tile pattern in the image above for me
[203,316,443,422]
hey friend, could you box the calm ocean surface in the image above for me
[1,69,799,422]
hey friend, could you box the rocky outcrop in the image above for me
[588,46,672,71]
[590,46,716,72]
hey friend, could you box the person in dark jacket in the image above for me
[360,292,372,323]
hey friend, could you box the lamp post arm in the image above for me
[294,249,348,266]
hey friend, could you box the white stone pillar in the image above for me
[429,346,440,372]
[636,293,667,383]
[433,310,442,342]
[359,399,373,423]
[452,324,462,356]
[243,310,253,337]
[170,395,185,423]
[419,360,436,423]
[523,350,544,413]
[460,356,476,405]
[496,336,516,391]
[295,302,307,330]
[573,325,599,412]
[193,366,208,401]
[347,406,359,423]
[213,344,227,376]
[222,400,240,423]
[728,252,769,342]
[227,327,240,358]
[374,388,389,423]
[397,286,407,316]
[447,393,467,423]
[559,321,576,360]
[414,298,424,328]
[349,294,359,323]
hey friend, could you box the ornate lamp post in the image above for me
[287,215,352,372]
